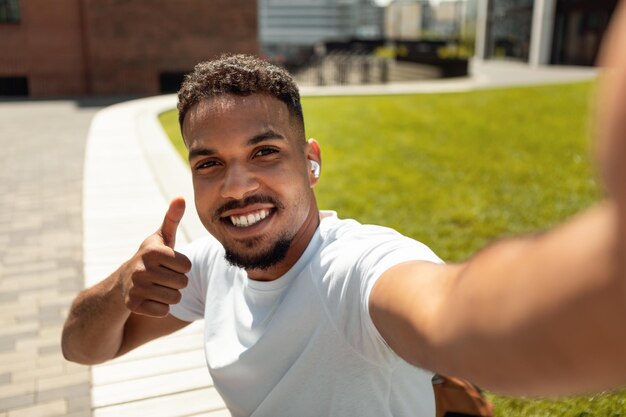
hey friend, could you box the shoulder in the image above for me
[312,213,443,364]
[314,211,442,309]
[318,212,442,268]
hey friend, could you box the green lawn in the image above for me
[159,82,625,416]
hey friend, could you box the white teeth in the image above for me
[229,209,270,227]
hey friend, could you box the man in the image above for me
[63,4,626,415]
[64,55,446,416]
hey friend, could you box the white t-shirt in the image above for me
[170,211,443,417]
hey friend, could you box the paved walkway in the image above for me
[0,60,598,417]
[0,100,102,417]
[83,96,225,417]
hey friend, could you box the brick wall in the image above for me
[0,0,87,95]
[82,0,259,95]
[0,0,258,96]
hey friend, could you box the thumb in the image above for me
[159,197,185,248]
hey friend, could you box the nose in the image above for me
[220,162,260,200]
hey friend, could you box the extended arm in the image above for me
[371,1,626,396]
[370,202,625,396]
[62,198,192,364]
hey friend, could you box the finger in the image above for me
[159,251,192,275]
[132,252,189,289]
[160,197,185,248]
[141,240,192,273]
[149,268,188,290]
[134,282,183,306]
[136,300,170,318]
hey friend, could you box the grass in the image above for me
[159,82,626,416]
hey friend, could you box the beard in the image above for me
[224,233,293,270]
[215,194,293,270]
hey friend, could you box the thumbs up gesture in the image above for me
[120,197,192,317]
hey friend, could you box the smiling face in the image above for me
[182,93,321,280]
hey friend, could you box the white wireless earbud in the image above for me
[310,160,320,178]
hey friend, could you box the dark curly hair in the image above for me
[177,54,304,137]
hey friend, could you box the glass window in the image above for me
[0,0,20,23]
[487,0,534,61]
[551,0,618,66]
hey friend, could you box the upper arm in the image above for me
[116,313,191,358]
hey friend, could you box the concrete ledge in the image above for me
[83,95,225,417]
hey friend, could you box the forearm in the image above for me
[431,201,626,395]
[62,266,131,365]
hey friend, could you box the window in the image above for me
[0,77,28,96]
[487,0,534,61]
[0,0,20,23]
[159,72,187,94]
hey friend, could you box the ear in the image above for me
[306,138,322,188]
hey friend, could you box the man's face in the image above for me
[182,93,320,276]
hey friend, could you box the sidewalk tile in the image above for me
[0,394,34,411]
[0,381,36,398]
[66,395,91,412]
[36,369,89,391]
[7,400,67,417]
[37,383,90,403]
[0,324,37,338]
[92,367,211,407]
[11,363,64,383]
[92,387,225,417]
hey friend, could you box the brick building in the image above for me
[0,0,258,96]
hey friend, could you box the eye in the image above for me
[194,159,221,171]
[254,147,279,158]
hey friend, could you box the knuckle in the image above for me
[158,286,180,305]
[170,273,188,290]
[145,245,174,264]
[180,274,189,288]
[131,263,147,277]
[141,248,157,263]
[124,292,142,312]
[126,286,144,304]
[180,255,192,272]
[171,290,183,305]
[129,266,150,287]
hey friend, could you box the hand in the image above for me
[121,197,192,317]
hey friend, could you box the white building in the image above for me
[384,0,428,40]
[259,0,383,59]
[385,0,478,41]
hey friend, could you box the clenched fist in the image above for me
[121,197,192,317]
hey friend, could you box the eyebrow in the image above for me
[188,147,215,161]
[247,129,286,145]
[187,129,286,161]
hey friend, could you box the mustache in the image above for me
[215,195,284,219]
